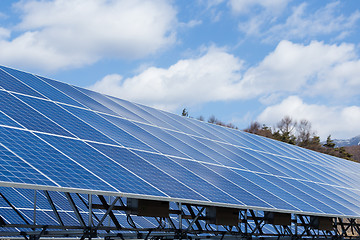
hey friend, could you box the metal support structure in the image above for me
[0,188,360,240]
[44,190,64,226]
[65,192,86,227]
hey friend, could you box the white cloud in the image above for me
[265,2,360,42]
[229,0,289,15]
[257,96,360,139]
[239,40,357,99]
[231,0,290,37]
[236,1,360,42]
[0,27,10,40]
[90,40,360,113]
[90,46,244,111]
[0,0,177,71]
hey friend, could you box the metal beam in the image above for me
[65,192,86,227]
[98,195,122,229]
[0,192,30,225]
[95,196,120,229]
[44,190,64,226]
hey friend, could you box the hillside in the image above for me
[345,145,360,163]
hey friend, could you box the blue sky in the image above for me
[0,0,359,140]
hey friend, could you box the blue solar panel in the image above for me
[108,97,177,130]
[61,105,154,151]
[0,66,84,107]
[74,86,150,124]
[0,110,22,128]
[0,143,53,186]
[38,76,117,115]
[0,127,115,191]
[102,114,189,158]
[0,68,43,98]
[133,151,243,205]
[89,142,206,201]
[259,174,342,215]
[36,133,167,197]
[1,65,360,220]
[170,157,272,209]
[16,94,117,145]
[0,91,73,137]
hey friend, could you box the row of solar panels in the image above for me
[1,65,360,218]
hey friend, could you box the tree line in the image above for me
[181,108,353,161]
[244,116,353,161]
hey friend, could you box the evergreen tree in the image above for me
[324,135,336,148]
[181,108,189,117]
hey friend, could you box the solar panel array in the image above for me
[1,65,360,219]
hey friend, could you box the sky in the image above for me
[0,0,359,140]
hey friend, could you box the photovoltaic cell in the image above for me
[170,157,273,209]
[0,127,115,191]
[74,86,150,124]
[61,105,154,151]
[102,114,189,158]
[38,76,117,115]
[109,97,177,131]
[133,151,241,205]
[0,91,73,137]
[0,68,43,98]
[0,143,53,186]
[0,66,84,107]
[36,133,167,197]
[17,94,117,145]
[89,142,206,201]
[0,111,22,128]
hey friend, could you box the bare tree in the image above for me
[208,115,217,124]
[245,121,261,134]
[296,119,313,146]
[277,116,297,135]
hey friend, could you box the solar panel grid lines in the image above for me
[32,134,122,193]
[4,189,60,224]
[15,93,119,145]
[0,68,45,99]
[0,110,23,129]
[88,142,211,203]
[136,122,243,168]
[253,138,359,183]
[134,103,227,142]
[134,103,209,137]
[0,66,85,108]
[2,122,360,218]
[0,141,59,187]
[199,163,300,211]
[36,133,170,198]
[167,157,281,211]
[38,76,119,116]
[284,178,357,216]
[74,87,152,125]
[264,175,345,216]
[101,114,193,159]
[107,96,178,131]
[300,181,360,216]
[241,131,301,157]
[0,90,75,137]
[0,126,117,191]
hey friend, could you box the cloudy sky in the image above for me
[0,0,359,140]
